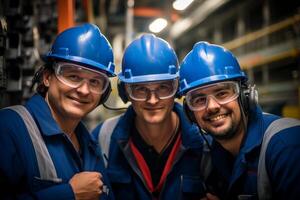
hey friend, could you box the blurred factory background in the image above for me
[0,0,299,130]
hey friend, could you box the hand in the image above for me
[200,193,220,200]
[69,172,104,200]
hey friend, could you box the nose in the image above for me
[205,95,220,112]
[146,90,159,104]
[76,80,91,95]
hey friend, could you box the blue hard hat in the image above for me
[178,41,247,96]
[44,23,116,77]
[118,34,179,83]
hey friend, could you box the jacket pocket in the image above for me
[107,169,135,200]
[108,168,132,184]
[181,176,206,200]
[32,176,62,191]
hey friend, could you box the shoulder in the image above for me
[91,123,103,138]
[263,117,300,196]
[173,102,192,126]
[267,117,300,147]
[265,117,300,167]
[0,107,26,134]
[174,103,200,139]
[173,103,204,147]
[265,116,300,143]
[0,107,33,156]
[91,113,124,139]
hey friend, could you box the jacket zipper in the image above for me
[118,140,153,198]
[158,145,187,200]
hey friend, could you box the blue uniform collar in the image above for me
[26,94,62,136]
[211,105,282,191]
[239,105,264,155]
[226,105,265,188]
[111,106,135,141]
[25,94,100,170]
[173,103,202,149]
[209,105,265,186]
[212,105,265,158]
[25,94,96,145]
[112,102,202,149]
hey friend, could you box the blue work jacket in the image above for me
[0,94,114,200]
[207,105,300,200]
[92,103,206,200]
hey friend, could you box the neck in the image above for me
[45,94,79,136]
[136,112,179,153]
[217,122,246,156]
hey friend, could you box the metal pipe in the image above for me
[126,0,134,47]
[223,14,300,50]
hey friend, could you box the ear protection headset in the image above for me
[239,82,258,115]
[117,81,128,103]
[183,98,197,124]
[99,83,112,104]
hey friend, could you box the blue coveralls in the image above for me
[0,94,113,200]
[92,103,206,200]
[206,105,300,200]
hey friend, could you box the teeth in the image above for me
[210,114,226,121]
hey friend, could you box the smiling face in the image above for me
[43,66,102,121]
[189,81,244,140]
[125,80,177,125]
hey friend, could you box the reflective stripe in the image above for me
[257,118,300,200]
[98,114,122,168]
[6,105,61,182]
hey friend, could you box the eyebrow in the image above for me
[212,86,230,92]
[193,85,231,95]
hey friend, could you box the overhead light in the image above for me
[149,18,168,33]
[171,18,193,37]
[173,0,194,11]
[171,0,229,39]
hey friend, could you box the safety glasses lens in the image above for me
[186,81,239,111]
[127,80,178,101]
[54,63,109,94]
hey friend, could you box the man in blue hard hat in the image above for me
[92,34,206,199]
[0,23,115,200]
[178,41,300,199]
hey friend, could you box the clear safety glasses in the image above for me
[54,62,110,94]
[126,79,178,101]
[186,81,240,111]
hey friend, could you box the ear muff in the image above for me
[240,83,258,115]
[174,79,181,99]
[183,99,197,124]
[117,81,128,103]
[249,84,258,107]
[99,83,112,104]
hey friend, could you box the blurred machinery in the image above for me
[0,0,57,108]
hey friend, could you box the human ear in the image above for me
[42,70,53,87]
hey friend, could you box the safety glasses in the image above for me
[186,81,240,111]
[126,79,178,101]
[54,62,110,94]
